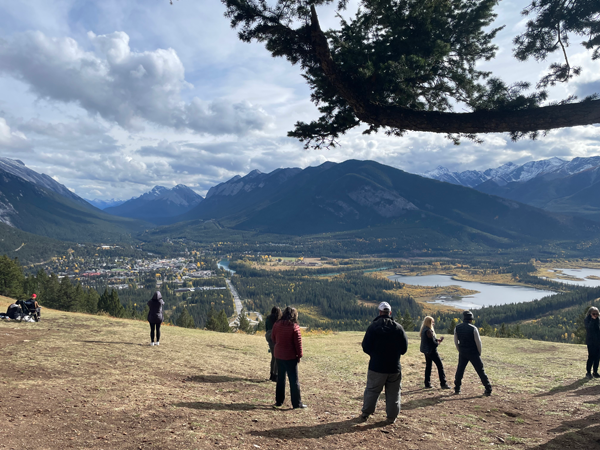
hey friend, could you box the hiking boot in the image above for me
[441,384,451,390]
[484,387,492,396]
[586,372,593,380]
[357,413,369,422]
[385,417,396,425]
[594,373,600,379]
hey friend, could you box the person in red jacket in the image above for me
[271,306,307,409]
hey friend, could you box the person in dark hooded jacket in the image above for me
[147,291,164,346]
[359,302,408,424]
[584,306,600,379]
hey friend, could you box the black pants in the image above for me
[454,353,491,389]
[587,344,600,374]
[424,350,447,386]
[150,322,162,343]
[276,359,302,407]
[267,338,278,380]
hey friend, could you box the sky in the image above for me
[0,0,599,200]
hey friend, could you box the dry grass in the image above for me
[2,295,600,449]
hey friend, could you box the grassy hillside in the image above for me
[2,296,600,449]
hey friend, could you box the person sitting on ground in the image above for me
[359,302,408,425]
[420,316,450,390]
[584,306,600,379]
[265,306,282,382]
[453,310,492,396]
[28,293,40,309]
[271,306,307,409]
[147,291,164,346]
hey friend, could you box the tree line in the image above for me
[0,255,235,330]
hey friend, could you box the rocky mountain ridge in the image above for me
[421,156,600,188]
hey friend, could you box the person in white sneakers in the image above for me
[147,291,164,346]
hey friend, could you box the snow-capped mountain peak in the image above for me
[419,157,600,188]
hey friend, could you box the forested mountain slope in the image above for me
[173,160,600,246]
[0,171,146,242]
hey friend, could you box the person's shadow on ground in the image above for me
[79,340,141,346]
[184,374,266,384]
[530,412,600,449]
[535,378,590,397]
[174,401,275,411]
[248,417,390,439]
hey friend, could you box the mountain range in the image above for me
[2,157,600,257]
[0,158,145,242]
[104,185,203,223]
[0,157,89,207]
[421,157,600,222]
[151,160,599,251]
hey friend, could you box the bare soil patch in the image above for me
[2,301,600,449]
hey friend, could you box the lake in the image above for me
[545,268,600,287]
[388,274,556,310]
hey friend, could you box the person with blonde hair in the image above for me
[420,316,449,389]
[584,306,600,379]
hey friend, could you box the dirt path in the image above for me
[2,305,600,449]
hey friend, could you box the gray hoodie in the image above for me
[147,291,164,324]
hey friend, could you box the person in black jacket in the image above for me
[420,316,450,389]
[265,306,282,382]
[359,302,408,424]
[584,306,600,379]
[147,291,164,346]
[454,310,492,396]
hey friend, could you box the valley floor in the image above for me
[1,296,599,449]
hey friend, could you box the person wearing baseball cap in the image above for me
[29,293,39,308]
[453,310,492,396]
[358,301,408,424]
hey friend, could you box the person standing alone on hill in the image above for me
[359,302,408,424]
[420,316,450,390]
[454,310,492,396]
[584,306,600,379]
[271,306,307,409]
[147,291,164,346]
[265,306,282,382]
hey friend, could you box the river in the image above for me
[388,274,556,310]
[217,260,235,274]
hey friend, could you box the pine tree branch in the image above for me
[309,5,600,135]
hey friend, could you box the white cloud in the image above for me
[0,30,271,135]
[0,117,31,150]
[0,0,598,202]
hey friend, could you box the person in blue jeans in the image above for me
[271,307,307,409]
[453,310,492,396]
[359,302,408,424]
